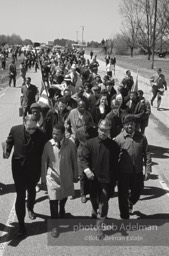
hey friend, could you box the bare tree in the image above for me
[120,0,140,57]
[120,0,169,59]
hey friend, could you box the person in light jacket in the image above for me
[41,123,78,237]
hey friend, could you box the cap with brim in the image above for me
[30,103,41,110]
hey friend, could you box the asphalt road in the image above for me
[0,57,169,256]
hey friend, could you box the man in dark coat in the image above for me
[115,114,152,219]
[126,91,145,131]
[81,119,119,239]
[44,97,69,140]
[21,77,39,119]
[3,115,46,237]
[8,59,17,87]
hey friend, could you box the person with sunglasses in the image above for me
[3,114,46,238]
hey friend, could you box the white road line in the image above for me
[0,199,16,256]
[0,93,5,98]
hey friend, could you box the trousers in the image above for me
[118,172,144,219]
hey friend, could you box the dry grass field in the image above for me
[86,47,169,84]
[0,54,23,90]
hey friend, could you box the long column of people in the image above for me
[3,45,153,240]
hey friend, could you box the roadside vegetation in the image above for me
[0,54,24,90]
[86,47,169,84]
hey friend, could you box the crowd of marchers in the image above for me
[3,45,167,240]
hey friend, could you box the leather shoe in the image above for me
[17,225,26,238]
[51,227,59,238]
[28,211,36,220]
[81,195,87,203]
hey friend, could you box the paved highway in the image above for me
[0,57,169,256]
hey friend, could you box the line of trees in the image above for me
[0,33,33,46]
[118,0,169,59]
[101,0,169,59]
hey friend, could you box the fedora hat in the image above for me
[98,119,111,130]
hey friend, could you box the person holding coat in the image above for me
[41,123,78,238]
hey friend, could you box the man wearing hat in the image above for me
[115,114,152,219]
[81,119,119,239]
[61,74,76,95]
[150,67,167,110]
[30,103,44,129]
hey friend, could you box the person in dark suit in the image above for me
[3,115,46,237]
[21,77,39,119]
[44,97,70,140]
[8,59,17,87]
[81,119,119,239]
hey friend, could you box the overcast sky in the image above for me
[1,0,122,43]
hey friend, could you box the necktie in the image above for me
[57,142,61,149]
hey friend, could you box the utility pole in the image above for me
[81,26,85,45]
[76,31,79,43]
[151,0,158,69]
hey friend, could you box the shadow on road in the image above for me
[149,144,169,159]
[134,211,169,219]
[35,195,48,204]
[148,174,158,180]
[159,107,169,111]
[140,185,168,201]
[0,183,15,195]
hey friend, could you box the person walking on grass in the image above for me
[150,68,167,110]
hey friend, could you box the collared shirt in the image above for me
[115,130,152,174]
[51,138,64,150]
